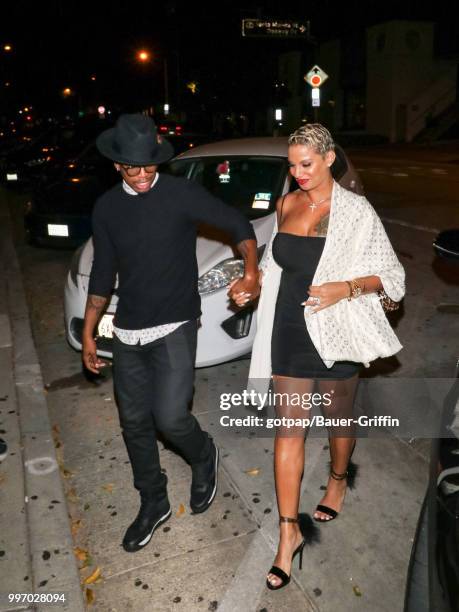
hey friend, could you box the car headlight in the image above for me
[197,245,266,297]
[198,258,244,296]
[69,245,85,286]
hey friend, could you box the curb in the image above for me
[1,198,85,612]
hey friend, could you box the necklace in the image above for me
[306,194,331,211]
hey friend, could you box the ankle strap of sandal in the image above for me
[330,468,348,480]
[279,516,298,523]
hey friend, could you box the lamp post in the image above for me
[136,49,169,113]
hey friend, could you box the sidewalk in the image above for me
[0,201,85,611]
[0,194,431,611]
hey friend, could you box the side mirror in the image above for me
[433,230,459,261]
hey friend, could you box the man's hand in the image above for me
[82,293,109,372]
[228,273,261,307]
[228,238,259,307]
[82,336,107,374]
[302,282,349,313]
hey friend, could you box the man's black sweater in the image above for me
[88,174,256,329]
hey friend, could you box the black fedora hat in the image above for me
[96,113,174,165]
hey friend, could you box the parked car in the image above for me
[64,137,363,367]
[24,142,117,247]
[156,119,184,136]
[404,229,459,612]
[1,116,112,188]
[155,120,216,153]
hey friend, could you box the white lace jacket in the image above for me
[248,181,405,387]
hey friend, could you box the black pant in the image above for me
[112,320,210,496]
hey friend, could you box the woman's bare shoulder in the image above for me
[275,191,298,222]
[276,191,300,208]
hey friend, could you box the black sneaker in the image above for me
[190,439,219,514]
[122,495,171,553]
[0,439,7,462]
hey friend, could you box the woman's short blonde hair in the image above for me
[288,123,335,156]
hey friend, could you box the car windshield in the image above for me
[166,156,287,219]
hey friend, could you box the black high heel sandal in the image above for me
[313,441,358,523]
[266,516,306,590]
[313,467,348,522]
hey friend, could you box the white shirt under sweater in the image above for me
[112,174,188,345]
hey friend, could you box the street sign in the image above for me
[242,19,310,39]
[312,88,320,107]
[304,65,329,87]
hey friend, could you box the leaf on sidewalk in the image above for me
[244,467,260,476]
[52,424,60,434]
[353,585,362,597]
[84,503,90,511]
[85,588,95,605]
[176,503,185,516]
[61,467,74,479]
[84,566,102,585]
[71,519,83,537]
[102,484,114,493]
[74,547,88,562]
[67,488,79,503]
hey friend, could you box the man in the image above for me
[83,114,258,553]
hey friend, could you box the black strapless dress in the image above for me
[271,233,360,379]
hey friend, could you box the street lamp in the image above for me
[3,44,12,52]
[137,50,150,63]
[135,48,169,110]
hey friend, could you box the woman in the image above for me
[241,124,405,590]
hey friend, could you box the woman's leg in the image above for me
[313,374,359,520]
[267,375,313,587]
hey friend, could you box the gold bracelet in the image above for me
[345,281,353,299]
[347,279,363,300]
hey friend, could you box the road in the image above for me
[3,143,458,611]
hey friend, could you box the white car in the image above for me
[64,137,363,367]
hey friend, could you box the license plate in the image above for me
[6,173,18,181]
[47,224,69,237]
[98,314,114,338]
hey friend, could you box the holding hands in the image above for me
[228,272,262,307]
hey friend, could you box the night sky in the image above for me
[1,1,458,118]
